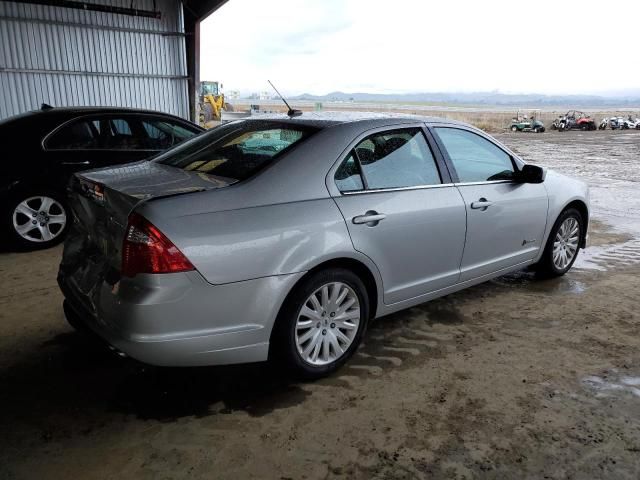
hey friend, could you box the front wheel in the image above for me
[271,268,370,379]
[535,208,583,278]
[511,125,518,132]
[5,192,69,250]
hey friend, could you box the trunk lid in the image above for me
[58,161,233,314]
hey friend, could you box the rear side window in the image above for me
[335,128,441,192]
[335,152,364,192]
[46,120,100,149]
[46,116,199,151]
[156,122,317,182]
[435,128,514,182]
[45,116,144,150]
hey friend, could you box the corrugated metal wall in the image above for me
[0,0,189,120]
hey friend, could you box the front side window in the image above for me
[142,120,198,149]
[355,128,441,190]
[435,128,514,183]
[156,121,317,182]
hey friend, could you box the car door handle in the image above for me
[353,211,386,226]
[470,198,493,210]
[61,161,91,165]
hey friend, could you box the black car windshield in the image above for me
[155,120,318,182]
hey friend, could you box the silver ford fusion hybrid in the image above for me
[58,114,589,378]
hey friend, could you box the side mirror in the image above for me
[516,164,545,184]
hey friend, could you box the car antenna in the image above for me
[41,103,54,110]
[268,80,302,118]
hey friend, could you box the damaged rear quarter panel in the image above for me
[139,197,357,285]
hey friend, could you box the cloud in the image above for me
[200,0,640,96]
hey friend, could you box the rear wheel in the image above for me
[5,192,69,250]
[535,208,583,278]
[271,268,369,379]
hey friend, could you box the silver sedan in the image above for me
[58,114,589,378]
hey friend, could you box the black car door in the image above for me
[138,115,203,150]
[42,113,201,189]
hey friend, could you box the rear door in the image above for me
[44,114,200,178]
[43,114,152,178]
[329,125,467,305]
[432,126,548,281]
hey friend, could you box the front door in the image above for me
[330,126,467,304]
[433,126,548,281]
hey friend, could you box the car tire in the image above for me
[271,268,370,379]
[535,208,583,278]
[511,126,518,132]
[5,191,70,250]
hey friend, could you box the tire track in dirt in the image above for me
[331,307,472,381]
[576,239,640,271]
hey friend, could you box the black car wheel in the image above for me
[5,191,69,249]
[535,208,583,278]
[271,268,370,379]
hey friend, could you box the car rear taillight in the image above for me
[122,213,194,277]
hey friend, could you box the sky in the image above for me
[200,0,640,97]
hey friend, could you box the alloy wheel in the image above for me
[295,282,360,366]
[552,217,579,270]
[12,196,67,243]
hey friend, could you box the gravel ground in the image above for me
[1,129,639,480]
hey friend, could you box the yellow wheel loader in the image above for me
[198,81,233,129]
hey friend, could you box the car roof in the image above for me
[1,106,201,129]
[242,111,469,129]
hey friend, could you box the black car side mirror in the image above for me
[516,164,545,184]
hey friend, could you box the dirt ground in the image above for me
[1,129,640,479]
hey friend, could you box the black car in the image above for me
[1,105,204,249]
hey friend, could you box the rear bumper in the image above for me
[58,269,304,367]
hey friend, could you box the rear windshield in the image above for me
[155,120,318,182]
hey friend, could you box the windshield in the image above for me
[155,120,318,182]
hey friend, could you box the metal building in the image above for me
[0,0,226,121]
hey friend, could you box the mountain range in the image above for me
[290,91,640,107]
